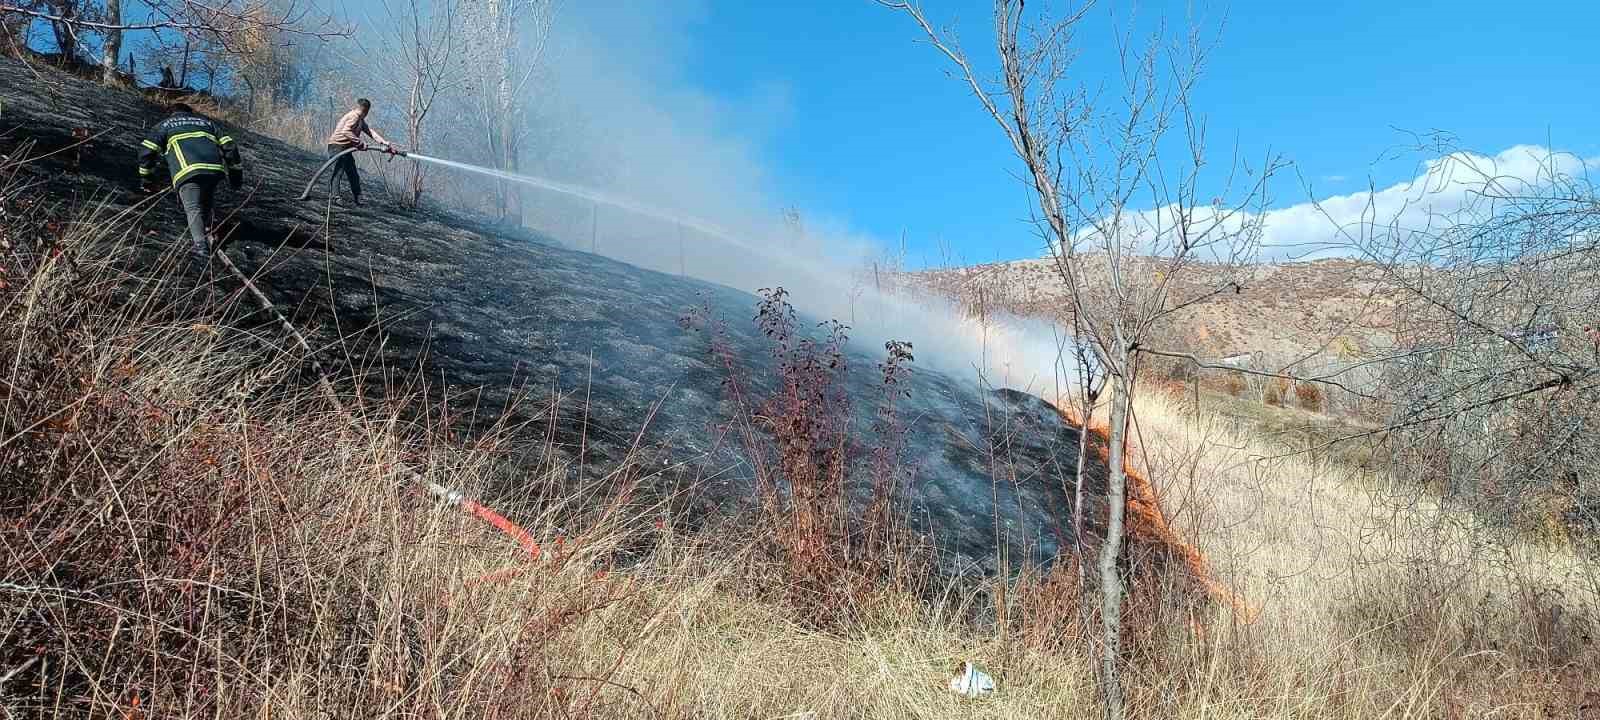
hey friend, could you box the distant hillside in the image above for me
[906,255,1402,376]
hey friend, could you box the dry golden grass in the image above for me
[1125,389,1600,716]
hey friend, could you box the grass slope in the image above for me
[1,56,1597,719]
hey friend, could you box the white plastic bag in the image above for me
[948,660,996,698]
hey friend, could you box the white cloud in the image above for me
[1058,146,1597,262]
[1257,145,1595,260]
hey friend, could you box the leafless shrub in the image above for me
[1294,382,1323,411]
[1353,144,1600,543]
[678,287,925,626]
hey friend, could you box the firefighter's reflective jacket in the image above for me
[137,112,243,187]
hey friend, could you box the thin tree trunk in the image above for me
[1072,320,1095,559]
[1098,370,1131,720]
[99,0,120,83]
[500,17,519,224]
[1073,394,1090,554]
[408,76,425,206]
[496,69,516,222]
[49,0,77,66]
[179,38,191,87]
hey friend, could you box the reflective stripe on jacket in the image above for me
[138,112,243,187]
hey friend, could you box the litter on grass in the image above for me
[948,661,996,698]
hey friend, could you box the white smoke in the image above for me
[504,1,1073,392]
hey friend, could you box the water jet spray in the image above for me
[299,145,744,247]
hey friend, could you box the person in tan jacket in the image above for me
[324,98,399,206]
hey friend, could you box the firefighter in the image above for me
[138,103,243,270]
[325,98,400,206]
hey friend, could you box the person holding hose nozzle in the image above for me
[325,98,401,206]
[138,103,244,272]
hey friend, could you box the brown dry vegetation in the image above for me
[1126,389,1600,718]
[2,110,1598,720]
[0,154,1214,718]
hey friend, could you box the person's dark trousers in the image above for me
[327,143,361,204]
[176,174,221,271]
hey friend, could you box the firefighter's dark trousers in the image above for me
[327,144,360,202]
[176,174,220,268]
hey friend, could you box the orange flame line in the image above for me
[1060,402,1259,625]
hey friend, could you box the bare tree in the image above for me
[878,2,1280,717]
[1344,144,1600,543]
[362,0,464,206]
[463,0,556,223]
[97,0,117,81]
[2,0,346,70]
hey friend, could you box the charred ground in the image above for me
[0,55,1199,580]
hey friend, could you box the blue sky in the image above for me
[60,0,1595,266]
[561,1,1597,267]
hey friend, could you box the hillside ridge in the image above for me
[907,253,1400,370]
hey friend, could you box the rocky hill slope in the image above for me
[0,56,1202,577]
[908,255,1401,373]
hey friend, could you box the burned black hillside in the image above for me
[0,56,1167,576]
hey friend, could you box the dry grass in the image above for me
[2,154,1597,719]
[1127,389,1600,717]
[1176,383,1382,472]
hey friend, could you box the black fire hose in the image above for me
[296,144,408,201]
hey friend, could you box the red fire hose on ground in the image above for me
[422,480,543,558]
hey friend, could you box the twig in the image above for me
[0,656,39,688]
[211,251,342,409]
[551,675,658,718]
